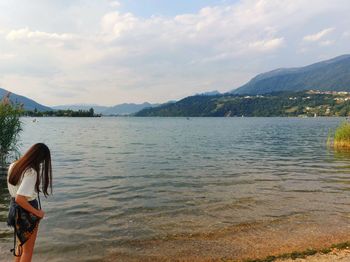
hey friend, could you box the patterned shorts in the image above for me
[7,198,41,256]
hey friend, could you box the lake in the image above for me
[1,117,350,261]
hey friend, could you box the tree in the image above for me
[0,92,23,167]
[89,107,94,117]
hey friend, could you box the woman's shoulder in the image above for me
[23,167,37,177]
[8,161,37,178]
[9,161,17,168]
[7,161,17,174]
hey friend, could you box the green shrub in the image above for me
[0,92,23,166]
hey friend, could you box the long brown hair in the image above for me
[8,143,52,197]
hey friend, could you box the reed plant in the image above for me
[0,92,23,167]
[329,121,350,149]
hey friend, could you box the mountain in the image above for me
[53,102,159,115]
[232,54,350,95]
[102,102,159,115]
[135,95,219,117]
[135,54,350,117]
[0,87,52,111]
[135,90,350,117]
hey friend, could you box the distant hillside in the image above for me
[135,90,350,117]
[232,54,350,95]
[102,102,158,115]
[0,87,52,111]
[135,95,221,117]
[53,102,159,115]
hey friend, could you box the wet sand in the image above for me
[277,249,350,262]
[103,214,350,261]
[1,248,350,262]
[1,214,349,261]
[0,244,12,262]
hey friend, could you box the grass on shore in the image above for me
[328,121,350,149]
[241,241,350,262]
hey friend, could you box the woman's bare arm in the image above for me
[15,195,45,218]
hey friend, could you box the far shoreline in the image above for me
[20,115,348,118]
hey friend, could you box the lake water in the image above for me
[1,117,350,261]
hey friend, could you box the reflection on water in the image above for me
[1,117,350,261]
[332,148,350,160]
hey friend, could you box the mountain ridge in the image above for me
[53,102,159,115]
[2,54,350,115]
[232,54,350,95]
[0,87,52,112]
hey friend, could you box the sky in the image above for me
[0,0,350,106]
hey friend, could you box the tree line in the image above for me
[24,108,101,117]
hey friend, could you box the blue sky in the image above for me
[0,0,349,106]
[118,0,239,17]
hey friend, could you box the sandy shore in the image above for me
[1,244,350,261]
[277,249,350,262]
[104,250,350,262]
[0,243,12,262]
[102,216,350,262]
[1,213,350,261]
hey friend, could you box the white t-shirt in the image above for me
[7,162,38,201]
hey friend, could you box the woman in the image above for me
[7,143,52,262]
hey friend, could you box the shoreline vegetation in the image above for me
[328,121,350,149]
[24,107,101,117]
[0,93,22,166]
[1,92,101,117]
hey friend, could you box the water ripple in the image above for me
[1,117,350,260]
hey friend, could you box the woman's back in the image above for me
[7,161,38,201]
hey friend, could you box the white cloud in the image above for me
[110,1,121,8]
[0,1,350,105]
[101,12,137,39]
[319,40,334,46]
[0,53,16,60]
[303,27,335,42]
[342,31,350,38]
[6,28,75,42]
[249,37,284,52]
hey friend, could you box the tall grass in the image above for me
[0,92,23,166]
[329,121,350,149]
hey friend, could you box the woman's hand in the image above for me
[15,195,44,219]
[35,209,45,219]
